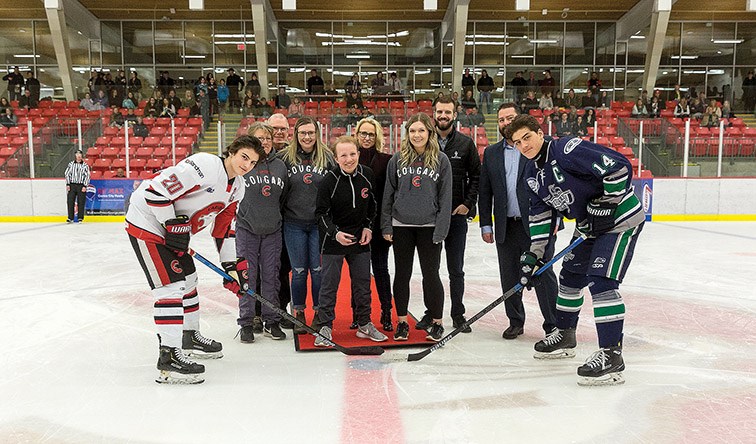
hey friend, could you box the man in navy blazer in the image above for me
[478,102,560,343]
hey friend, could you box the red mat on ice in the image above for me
[294,266,429,352]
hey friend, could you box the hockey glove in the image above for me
[222,258,248,296]
[163,215,191,254]
[586,201,616,236]
[519,251,544,290]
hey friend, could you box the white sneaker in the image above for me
[313,326,332,347]
[356,322,388,342]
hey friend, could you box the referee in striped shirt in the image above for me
[64,149,90,223]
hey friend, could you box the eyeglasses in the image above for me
[358,131,376,139]
[298,131,317,138]
[256,136,273,142]
[272,127,288,133]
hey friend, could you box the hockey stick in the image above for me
[191,250,385,356]
[393,234,586,363]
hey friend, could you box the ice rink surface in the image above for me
[1,220,755,444]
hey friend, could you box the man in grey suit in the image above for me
[478,102,560,342]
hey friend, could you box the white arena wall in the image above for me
[0,178,755,221]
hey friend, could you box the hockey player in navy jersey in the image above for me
[126,136,266,384]
[506,114,645,386]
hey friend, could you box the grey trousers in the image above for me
[236,227,282,325]
[317,252,372,328]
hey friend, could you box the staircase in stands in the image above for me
[197,113,242,154]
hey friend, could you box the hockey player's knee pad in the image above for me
[559,268,588,290]
[153,280,186,300]
[184,272,198,293]
[589,276,619,295]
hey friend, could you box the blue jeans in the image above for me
[480,91,492,114]
[283,221,321,311]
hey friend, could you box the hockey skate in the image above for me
[156,345,205,385]
[577,346,625,386]
[533,328,576,359]
[182,330,223,359]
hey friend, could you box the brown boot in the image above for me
[293,310,307,335]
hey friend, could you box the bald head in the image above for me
[267,113,290,151]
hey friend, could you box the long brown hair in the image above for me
[278,116,333,169]
[399,113,440,170]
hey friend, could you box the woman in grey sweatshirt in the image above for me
[382,112,452,342]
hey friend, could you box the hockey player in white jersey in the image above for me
[126,136,266,384]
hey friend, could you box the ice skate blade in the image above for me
[183,349,223,359]
[156,370,205,385]
[577,372,625,386]
[533,349,576,359]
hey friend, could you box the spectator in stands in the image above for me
[133,116,149,138]
[226,68,244,112]
[722,100,733,119]
[553,91,566,109]
[194,76,208,98]
[160,98,176,118]
[152,88,164,102]
[647,96,661,118]
[189,98,201,117]
[18,89,38,110]
[674,98,691,118]
[702,99,722,128]
[562,88,578,110]
[582,109,596,129]
[324,83,340,101]
[599,91,611,108]
[346,107,361,127]
[451,91,460,108]
[511,71,528,104]
[0,97,10,113]
[306,68,325,96]
[432,91,446,106]
[258,98,272,118]
[671,84,684,102]
[288,96,304,118]
[217,79,229,116]
[477,69,495,114]
[122,92,137,109]
[124,108,138,124]
[243,97,257,117]
[167,89,182,111]
[108,89,120,110]
[690,97,705,119]
[0,107,17,128]
[461,89,477,110]
[80,92,98,111]
[461,68,475,94]
[114,70,128,103]
[554,112,573,137]
[246,72,261,97]
[346,90,364,110]
[388,72,402,95]
[456,105,470,128]
[198,88,210,130]
[110,106,125,128]
[653,89,666,110]
[345,74,361,94]
[157,71,175,97]
[539,70,555,97]
[588,71,602,102]
[575,115,588,137]
[468,106,485,127]
[115,168,126,178]
[207,76,218,116]
[580,90,597,110]
[640,90,650,106]
[539,92,554,111]
[275,87,291,110]
[144,97,159,118]
[519,90,539,114]
[3,66,24,101]
[743,70,756,114]
[371,71,387,94]
[567,105,579,123]
[128,71,142,102]
[25,71,40,104]
[375,107,392,128]
[181,90,193,109]
[64,149,90,223]
[632,99,649,117]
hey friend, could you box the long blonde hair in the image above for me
[354,117,385,154]
[399,112,440,170]
[278,116,333,170]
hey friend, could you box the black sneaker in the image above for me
[293,311,307,335]
[263,322,287,340]
[310,310,321,331]
[349,321,359,330]
[452,315,472,333]
[252,316,263,333]
[393,321,410,341]
[237,326,255,343]
[577,346,626,386]
[380,309,393,332]
[279,316,294,329]
[426,323,444,342]
[414,314,432,330]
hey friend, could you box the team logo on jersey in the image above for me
[361,187,369,199]
[591,257,607,269]
[303,173,313,184]
[170,259,183,274]
[411,176,421,187]
[451,151,461,159]
[206,187,214,193]
[543,184,575,212]
[261,185,271,197]
[527,178,539,193]
[563,138,581,154]
[191,202,226,233]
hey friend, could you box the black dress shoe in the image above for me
[502,325,524,340]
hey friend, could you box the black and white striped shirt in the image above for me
[65,160,90,185]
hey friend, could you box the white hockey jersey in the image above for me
[126,153,245,262]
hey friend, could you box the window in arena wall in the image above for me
[100,21,122,66]
[735,22,756,66]
[661,22,682,66]
[185,22,213,66]
[595,22,616,66]
[330,22,387,67]
[241,21,258,68]
[680,22,735,67]
[33,21,56,66]
[564,23,595,66]
[0,20,34,69]
[213,21,245,70]
[122,22,154,65]
[154,21,183,65]
[534,22,564,66]
[389,22,441,66]
[471,22,507,66]
[277,22,333,67]
[506,21,535,66]
[626,25,649,66]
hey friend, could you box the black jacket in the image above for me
[316,164,376,255]
[439,127,480,218]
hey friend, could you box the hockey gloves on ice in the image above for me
[586,200,616,236]
[163,215,191,254]
[222,258,248,296]
[519,251,544,290]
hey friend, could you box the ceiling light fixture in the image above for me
[711,39,743,44]
[515,0,530,11]
[529,39,557,44]
[345,54,371,59]
[424,0,437,11]
[283,0,296,10]
[188,0,203,10]
[670,55,699,59]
